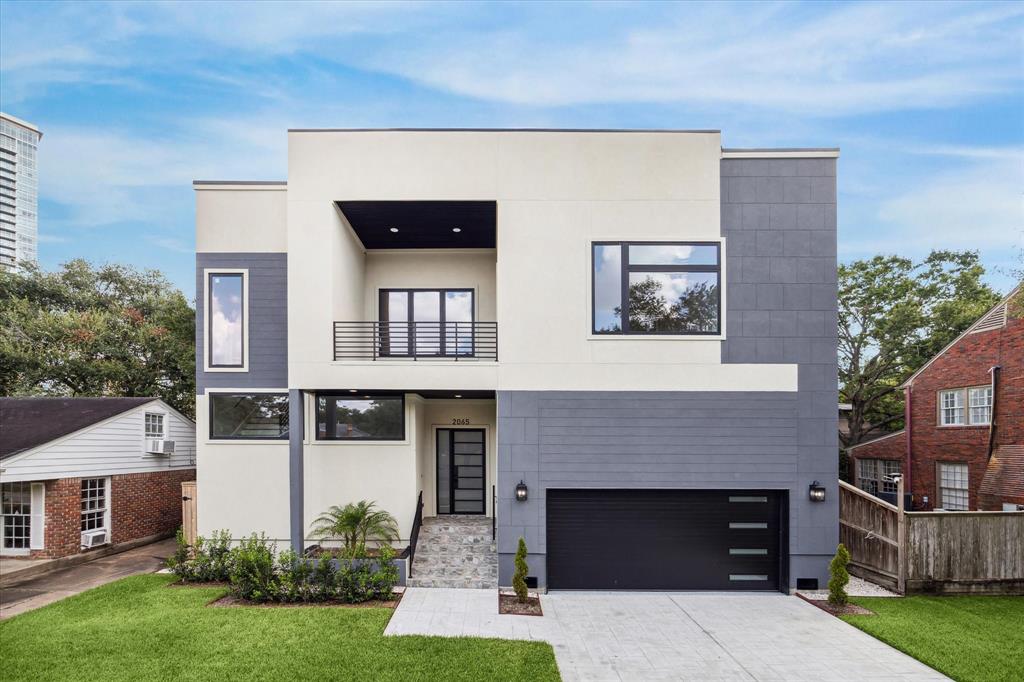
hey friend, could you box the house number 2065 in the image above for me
[451,418,471,425]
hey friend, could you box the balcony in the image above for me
[334,321,497,361]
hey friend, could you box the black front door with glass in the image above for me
[379,288,474,357]
[436,429,485,515]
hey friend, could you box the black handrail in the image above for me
[491,484,496,542]
[334,321,498,361]
[408,490,424,577]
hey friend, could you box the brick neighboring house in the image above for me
[849,285,1024,511]
[0,398,196,558]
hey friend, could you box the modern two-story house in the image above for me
[194,129,839,592]
[849,286,1023,511]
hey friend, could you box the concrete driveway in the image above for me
[0,538,175,620]
[386,588,947,681]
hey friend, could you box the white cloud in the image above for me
[875,157,1023,252]
[3,2,1021,115]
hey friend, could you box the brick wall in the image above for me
[34,478,83,558]
[907,315,1022,510]
[110,469,196,544]
[28,468,195,559]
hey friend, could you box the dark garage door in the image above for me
[546,489,785,591]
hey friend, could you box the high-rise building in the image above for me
[0,113,42,271]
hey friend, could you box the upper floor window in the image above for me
[316,394,404,441]
[939,386,991,426]
[144,412,165,439]
[968,387,993,425]
[210,393,289,440]
[592,242,721,335]
[379,289,473,356]
[207,271,246,369]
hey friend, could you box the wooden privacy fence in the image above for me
[181,481,197,546]
[839,479,1024,595]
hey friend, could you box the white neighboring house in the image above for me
[0,397,196,558]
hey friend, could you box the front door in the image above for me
[436,429,485,515]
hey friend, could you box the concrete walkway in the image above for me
[386,588,948,681]
[0,538,176,619]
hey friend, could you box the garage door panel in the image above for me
[546,489,783,590]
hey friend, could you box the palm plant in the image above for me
[309,500,400,558]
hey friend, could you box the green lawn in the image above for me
[842,595,1024,682]
[0,575,559,682]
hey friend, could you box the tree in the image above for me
[828,543,851,606]
[0,259,195,416]
[513,537,529,603]
[839,250,1000,451]
[309,500,399,558]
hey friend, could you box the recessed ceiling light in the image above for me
[364,395,371,399]
[454,394,462,398]
[389,227,399,233]
[452,227,462,233]
[349,389,358,393]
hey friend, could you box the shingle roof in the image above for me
[979,445,1024,501]
[0,397,157,460]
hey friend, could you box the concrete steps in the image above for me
[407,515,497,589]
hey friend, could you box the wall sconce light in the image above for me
[809,481,826,503]
[515,480,528,502]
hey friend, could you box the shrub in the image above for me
[513,537,529,603]
[828,543,851,606]
[166,527,190,569]
[276,548,313,603]
[229,534,277,603]
[171,529,234,583]
[309,500,400,559]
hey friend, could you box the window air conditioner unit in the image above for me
[146,439,175,455]
[81,529,108,549]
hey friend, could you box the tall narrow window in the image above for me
[81,478,108,532]
[208,272,244,368]
[1,482,32,550]
[592,242,721,335]
[939,389,964,426]
[968,387,993,425]
[938,463,969,511]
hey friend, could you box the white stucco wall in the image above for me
[195,393,290,540]
[195,184,288,253]
[284,129,796,393]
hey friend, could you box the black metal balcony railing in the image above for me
[333,321,498,361]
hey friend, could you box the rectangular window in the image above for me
[316,394,404,440]
[938,463,969,511]
[379,289,474,357]
[939,389,964,426]
[145,412,165,439]
[208,272,245,368]
[968,387,993,425]
[856,459,901,496]
[210,393,289,440]
[1,482,31,550]
[80,478,107,532]
[592,242,721,335]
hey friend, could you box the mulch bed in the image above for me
[166,580,230,588]
[208,592,403,609]
[796,593,873,616]
[498,592,543,616]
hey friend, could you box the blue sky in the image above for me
[1,0,1021,299]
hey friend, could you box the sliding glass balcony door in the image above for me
[379,289,474,358]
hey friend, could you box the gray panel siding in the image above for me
[195,253,288,393]
[496,158,839,590]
